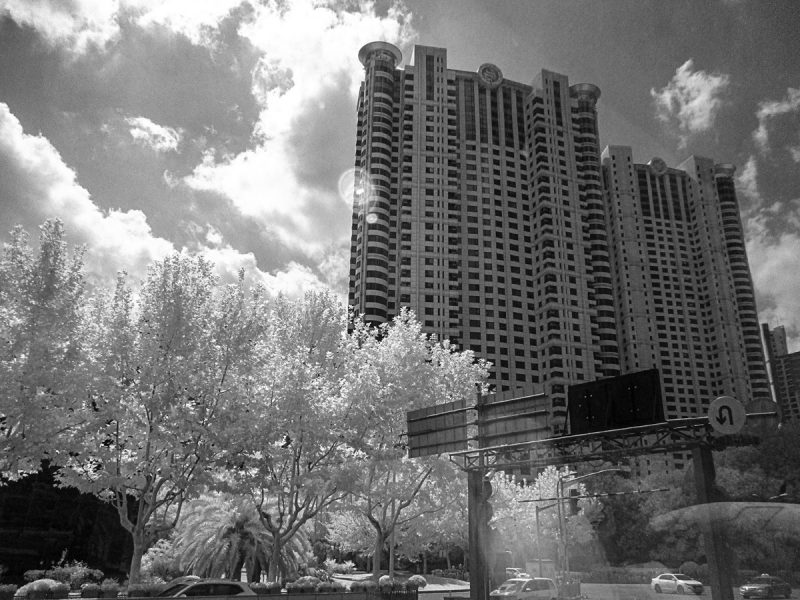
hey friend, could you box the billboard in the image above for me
[406,398,469,457]
[567,368,665,434]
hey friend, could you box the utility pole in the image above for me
[693,445,734,600]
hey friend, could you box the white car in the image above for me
[651,573,704,595]
[490,578,558,600]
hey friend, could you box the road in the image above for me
[421,583,797,600]
[580,583,796,600]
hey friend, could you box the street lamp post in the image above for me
[534,501,559,577]
[557,468,628,575]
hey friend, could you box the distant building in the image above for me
[348,41,772,448]
[762,324,800,420]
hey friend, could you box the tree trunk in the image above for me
[268,536,282,582]
[251,559,262,582]
[423,554,427,574]
[372,529,385,575]
[446,552,452,570]
[128,530,146,584]
[233,556,245,581]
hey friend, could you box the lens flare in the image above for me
[338,167,376,210]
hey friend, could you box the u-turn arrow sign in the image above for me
[708,395,746,435]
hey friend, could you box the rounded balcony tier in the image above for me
[570,82,601,105]
[359,41,403,68]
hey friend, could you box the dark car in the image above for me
[740,575,792,599]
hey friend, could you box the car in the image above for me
[651,573,704,595]
[156,579,256,597]
[506,568,531,579]
[490,577,558,600]
[740,574,792,599]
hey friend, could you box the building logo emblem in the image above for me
[478,63,503,88]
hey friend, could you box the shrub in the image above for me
[81,584,101,598]
[405,576,427,590]
[22,572,45,584]
[15,580,69,600]
[286,577,321,594]
[316,581,344,593]
[349,581,377,593]
[43,570,70,585]
[678,561,700,579]
[16,579,58,599]
[377,577,404,592]
[125,583,165,598]
[0,585,19,600]
[100,580,120,599]
[249,582,282,595]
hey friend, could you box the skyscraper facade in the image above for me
[348,42,771,436]
[762,324,800,420]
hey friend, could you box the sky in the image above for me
[0,0,799,351]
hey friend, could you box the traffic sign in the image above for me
[708,396,746,435]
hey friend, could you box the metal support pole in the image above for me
[535,507,542,577]
[556,477,567,575]
[468,469,489,600]
[692,446,734,600]
[469,387,489,600]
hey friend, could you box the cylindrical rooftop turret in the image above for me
[358,41,402,67]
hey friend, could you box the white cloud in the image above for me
[736,155,760,208]
[651,59,730,147]
[0,102,321,298]
[746,217,800,353]
[0,0,122,53]
[753,87,800,154]
[183,0,415,260]
[130,0,245,47]
[125,116,182,153]
[0,0,245,54]
[0,102,174,281]
[735,155,800,352]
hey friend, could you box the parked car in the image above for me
[506,568,531,579]
[740,574,792,599]
[651,573,704,595]
[156,579,256,597]
[490,577,558,600]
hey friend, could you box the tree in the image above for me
[393,467,468,572]
[0,220,87,478]
[339,310,489,575]
[223,291,355,582]
[57,255,267,582]
[489,467,599,571]
[173,492,311,581]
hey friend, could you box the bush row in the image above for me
[7,575,428,599]
[23,566,105,591]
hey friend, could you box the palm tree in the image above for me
[174,493,312,581]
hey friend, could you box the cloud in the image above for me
[746,214,800,353]
[0,102,174,281]
[651,59,730,147]
[736,155,760,208]
[183,0,415,261]
[752,87,800,154]
[0,102,322,297]
[0,0,245,54]
[736,155,800,352]
[0,0,122,53]
[125,116,182,153]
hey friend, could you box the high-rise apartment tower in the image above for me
[348,42,771,436]
[762,325,800,420]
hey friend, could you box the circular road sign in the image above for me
[708,396,746,435]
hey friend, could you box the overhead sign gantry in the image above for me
[406,370,777,600]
